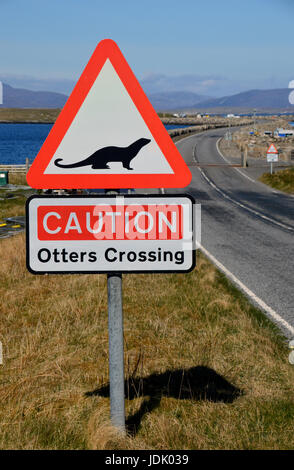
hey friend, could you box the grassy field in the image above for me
[7,173,28,186]
[0,147,294,449]
[0,191,27,220]
[0,173,32,221]
[0,109,173,123]
[259,167,294,194]
[0,231,294,449]
[0,108,60,123]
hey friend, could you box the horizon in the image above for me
[1,80,294,100]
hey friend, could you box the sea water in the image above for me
[0,123,189,165]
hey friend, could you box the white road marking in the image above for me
[172,132,294,336]
[216,137,294,199]
[199,243,294,336]
[160,183,294,336]
[216,138,258,184]
[193,145,294,232]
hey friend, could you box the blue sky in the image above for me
[0,0,294,97]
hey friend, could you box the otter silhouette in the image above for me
[54,138,151,170]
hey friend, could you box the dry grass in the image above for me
[0,173,32,220]
[0,195,27,220]
[259,168,294,194]
[0,234,294,449]
[0,108,60,123]
[7,173,28,186]
[0,191,27,221]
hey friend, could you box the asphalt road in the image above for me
[168,128,294,338]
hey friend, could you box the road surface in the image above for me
[169,128,294,338]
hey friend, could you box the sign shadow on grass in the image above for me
[85,366,243,436]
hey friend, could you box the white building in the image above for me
[274,128,294,137]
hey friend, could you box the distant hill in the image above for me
[1,82,294,112]
[148,91,212,110]
[0,83,211,111]
[196,88,294,110]
[0,83,68,108]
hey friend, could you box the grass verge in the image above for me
[0,173,31,220]
[0,173,32,220]
[0,191,27,220]
[0,234,293,449]
[259,168,294,194]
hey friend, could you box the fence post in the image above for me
[243,146,248,167]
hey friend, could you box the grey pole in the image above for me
[107,272,126,433]
[243,146,248,168]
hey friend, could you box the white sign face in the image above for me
[26,195,195,273]
[43,60,173,176]
[267,153,278,162]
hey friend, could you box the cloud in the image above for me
[140,72,293,98]
[1,71,227,97]
[140,73,225,95]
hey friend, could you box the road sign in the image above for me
[26,194,195,273]
[267,153,278,163]
[26,40,191,189]
[267,144,278,154]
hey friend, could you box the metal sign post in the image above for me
[106,188,125,432]
[107,272,125,432]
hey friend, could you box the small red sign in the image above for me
[267,144,278,154]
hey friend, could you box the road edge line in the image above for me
[160,179,294,338]
[199,243,294,337]
[216,137,258,184]
[194,143,294,232]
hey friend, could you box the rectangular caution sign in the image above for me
[26,195,195,274]
[267,153,278,163]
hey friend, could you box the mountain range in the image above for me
[195,88,294,110]
[148,91,212,110]
[0,82,293,111]
[0,83,67,108]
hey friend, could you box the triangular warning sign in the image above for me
[267,144,278,154]
[27,39,191,189]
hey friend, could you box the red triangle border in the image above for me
[26,39,192,189]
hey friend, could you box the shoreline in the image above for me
[0,121,54,124]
